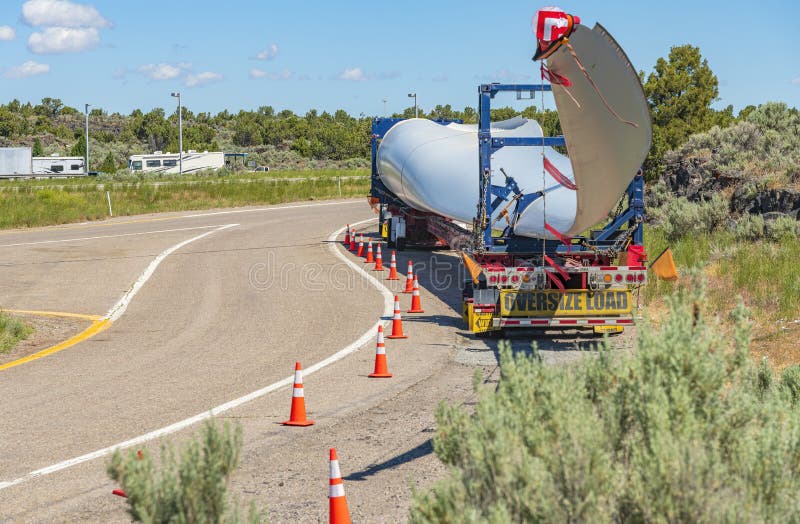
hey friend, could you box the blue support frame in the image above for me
[475,82,644,255]
[477,83,567,251]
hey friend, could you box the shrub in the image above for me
[107,420,264,523]
[734,213,765,241]
[411,279,800,523]
[661,193,729,241]
[766,215,799,241]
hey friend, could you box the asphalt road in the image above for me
[0,199,614,522]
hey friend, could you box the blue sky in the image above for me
[0,0,798,117]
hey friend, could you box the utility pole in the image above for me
[171,92,183,174]
[84,103,90,174]
[407,93,418,118]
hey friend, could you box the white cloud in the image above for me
[0,25,16,41]
[792,77,800,85]
[22,0,111,28]
[185,71,223,87]
[4,60,50,79]
[338,67,366,81]
[137,63,187,80]
[28,26,99,53]
[249,68,267,78]
[249,68,295,80]
[255,43,279,60]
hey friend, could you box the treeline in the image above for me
[0,97,564,173]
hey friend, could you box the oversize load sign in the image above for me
[500,290,632,317]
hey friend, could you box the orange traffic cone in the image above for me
[369,325,392,378]
[386,295,408,339]
[364,241,374,263]
[349,231,356,252]
[373,244,385,271]
[356,235,364,257]
[403,260,414,293]
[329,448,351,524]
[408,275,425,313]
[343,225,350,246]
[386,250,399,280]
[282,362,314,426]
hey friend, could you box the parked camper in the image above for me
[32,155,85,175]
[128,151,224,174]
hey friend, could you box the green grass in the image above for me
[0,169,370,229]
[0,311,32,354]
[644,226,800,322]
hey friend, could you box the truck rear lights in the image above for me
[614,274,623,282]
[500,276,508,283]
[637,273,645,282]
[603,274,612,283]
[489,276,498,284]
[626,274,634,282]
[511,275,520,283]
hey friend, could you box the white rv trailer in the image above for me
[32,155,86,175]
[128,150,224,174]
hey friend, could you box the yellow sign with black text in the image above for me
[499,290,632,317]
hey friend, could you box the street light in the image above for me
[382,98,387,118]
[407,92,417,118]
[170,91,183,174]
[84,103,90,174]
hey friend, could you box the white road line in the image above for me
[0,218,390,492]
[181,200,361,218]
[0,224,231,248]
[105,224,238,322]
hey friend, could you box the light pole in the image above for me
[84,103,89,174]
[382,98,387,118]
[407,92,417,118]
[170,92,183,174]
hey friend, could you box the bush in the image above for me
[661,193,729,241]
[411,279,800,523]
[734,213,765,241]
[108,420,264,523]
[766,215,800,241]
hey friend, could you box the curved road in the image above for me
[0,199,600,521]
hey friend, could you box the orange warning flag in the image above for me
[650,247,678,281]
[461,253,483,284]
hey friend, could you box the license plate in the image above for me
[499,290,632,317]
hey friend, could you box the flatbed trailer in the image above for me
[370,83,646,335]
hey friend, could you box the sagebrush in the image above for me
[411,278,800,523]
[108,420,264,523]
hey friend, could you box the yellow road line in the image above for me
[0,318,112,372]
[2,309,102,321]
